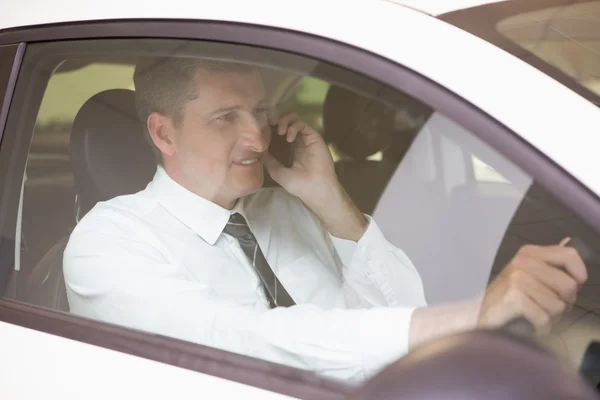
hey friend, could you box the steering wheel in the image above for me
[504,317,600,390]
[349,329,599,400]
[503,316,537,337]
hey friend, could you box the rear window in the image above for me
[441,0,600,106]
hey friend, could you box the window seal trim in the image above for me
[0,43,24,296]
[1,19,600,397]
[0,43,25,145]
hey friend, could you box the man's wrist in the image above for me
[409,297,481,349]
[302,181,367,242]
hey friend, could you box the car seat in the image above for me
[24,89,155,311]
[322,85,398,214]
[322,84,432,215]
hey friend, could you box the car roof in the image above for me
[0,0,387,31]
[384,0,506,15]
[0,0,506,32]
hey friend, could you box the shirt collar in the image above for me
[148,166,245,245]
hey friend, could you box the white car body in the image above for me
[1,0,599,398]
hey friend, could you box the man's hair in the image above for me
[133,57,254,164]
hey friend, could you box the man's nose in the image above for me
[241,116,269,152]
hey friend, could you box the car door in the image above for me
[1,4,600,399]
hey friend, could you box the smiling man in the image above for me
[63,56,587,382]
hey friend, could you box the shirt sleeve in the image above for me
[63,208,416,383]
[331,215,427,308]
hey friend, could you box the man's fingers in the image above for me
[512,257,578,305]
[482,241,585,335]
[559,237,572,247]
[510,270,568,320]
[506,289,552,335]
[521,244,587,284]
[276,112,299,135]
[287,120,306,143]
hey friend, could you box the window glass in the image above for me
[2,38,600,385]
[472,155,510,183]
[497,2,600,100]
[14,62,135,300]
[442,0,600,106]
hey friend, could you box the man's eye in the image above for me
[254,107,268,117]
[217,112,238,123]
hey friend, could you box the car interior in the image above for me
[3,43,600,384]
[14,69,427,312]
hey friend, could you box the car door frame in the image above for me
[0,43,24,298]
[1,18,600,399]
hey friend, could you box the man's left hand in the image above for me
[478,242,587,334]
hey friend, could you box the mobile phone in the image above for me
[268,125,295,168]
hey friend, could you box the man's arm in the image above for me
[302,181,367,242]
[264,112,589,347]
[63,214,415,383]
[264,112,426,309]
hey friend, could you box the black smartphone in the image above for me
[268,125,295,168]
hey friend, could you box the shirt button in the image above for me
[244,233,254,240]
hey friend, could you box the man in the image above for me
[63,57,587,382]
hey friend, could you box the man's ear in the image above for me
[147,112,176,157]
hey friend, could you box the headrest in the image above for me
[323,85,434,161]
[323,85,394,159]
[70,89,156,217]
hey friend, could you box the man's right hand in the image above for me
[478,241,587,334]
[264,111,368,242]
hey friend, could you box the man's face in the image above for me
[159,69,270,208]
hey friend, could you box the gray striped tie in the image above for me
[223,213,295,308]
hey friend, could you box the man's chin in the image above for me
[236,180,264,198]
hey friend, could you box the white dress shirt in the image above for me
[63,166,426,383]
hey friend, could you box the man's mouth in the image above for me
[236,158,259,165]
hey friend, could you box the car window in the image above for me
[19,62,135,287]
[441,0,600,106]
[2,38,600,384]
[498,2,600,99]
